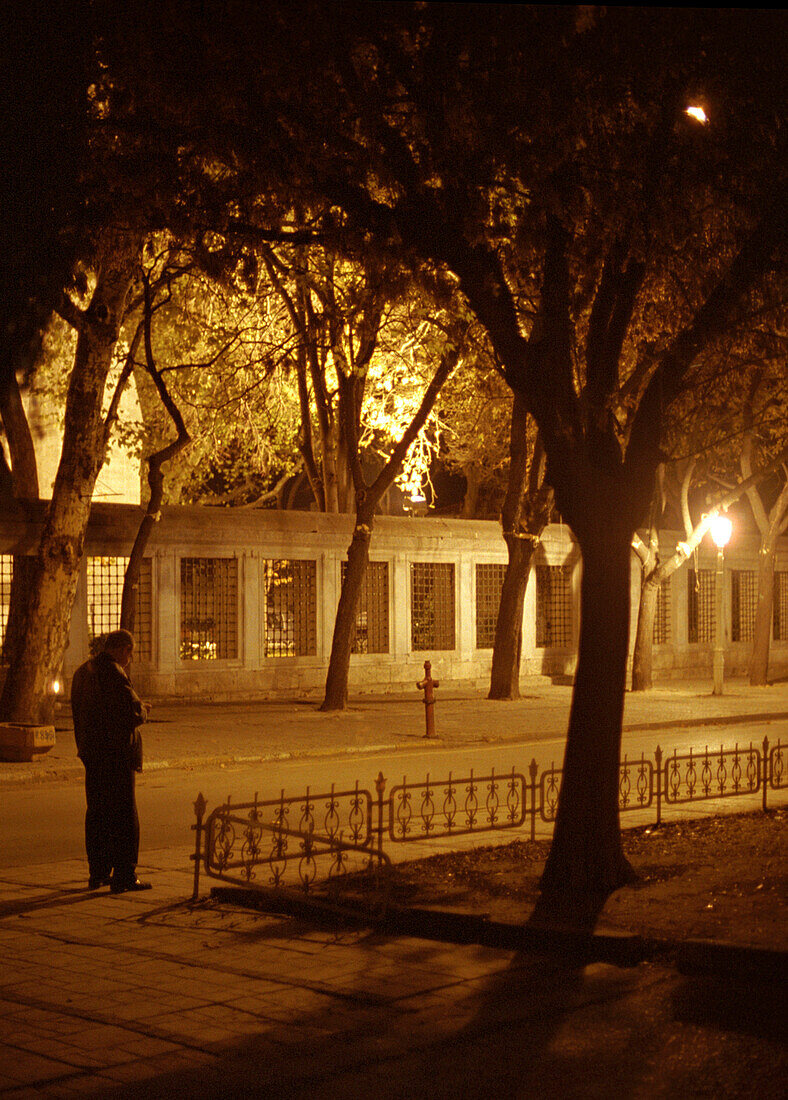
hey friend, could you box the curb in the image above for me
[208,884,787,979]
[2,703,786,786]
[676,938,788,985]
[0,741,410,786]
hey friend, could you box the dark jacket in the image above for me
[71,653,146,768]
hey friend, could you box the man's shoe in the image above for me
[110,878,152,894]
[88,876,112,890]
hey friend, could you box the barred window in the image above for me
[87,556,152,660]
[687,568,715,644]
[341,560,389,654]
[0,554,12,658]
[536,565,572,648]
[731,569,758,643]
[264,559,317,657]
[653,577,671,646]
[411,562,455,651]
[180,557,238,661]
[475,563,506,649]
[774,572,788,642]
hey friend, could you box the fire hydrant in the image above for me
[417,660,439,739]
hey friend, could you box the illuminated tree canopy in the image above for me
[2,3,785,907]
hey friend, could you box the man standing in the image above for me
[71,629,152,893]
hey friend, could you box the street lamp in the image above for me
[709,513,732,695]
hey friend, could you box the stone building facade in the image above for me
[1,502,787,701]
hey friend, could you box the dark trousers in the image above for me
[84,758,139,884]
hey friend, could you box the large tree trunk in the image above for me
[489,398,550,699]
[748,548,775,686]
[747,478,788,686]
[0,365,41,669]
[488,537,534,699]
[539,521,635,907]
[320,507,373,710]
[0,236,139,724]
[631,571,659,692]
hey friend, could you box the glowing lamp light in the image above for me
[52,679,62,695]
[685,105,708,125]
[410,493,427,504]
[709,514,732,549]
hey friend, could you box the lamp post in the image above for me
[709,513,733,696]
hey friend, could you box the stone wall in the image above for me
[1,502,787,700]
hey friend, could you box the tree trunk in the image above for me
[488,537,534,699]
[747,480,788,686]
[462,464,481,518]
[0,365,41,670]
[631,571,659,691]
[539,523,635,907]
[748,539,776,686]
[0,236,140,724]
[320,508,373,710]
[488,396,549,699]
[120,273,190,634]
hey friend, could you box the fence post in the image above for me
[529,758,538,842]
[375,771,387,862]
[191,792,206,901]
[655,746,662,827]
[762,735,769,812]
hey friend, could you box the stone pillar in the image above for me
[457,553,473,664]
[156,550,178,675]
[241,550,261,670]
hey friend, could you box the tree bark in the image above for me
[320,506,374,710]
[121,273,190,633]
[631,573,659,691]
[320,342,462,711]
[539,521,636,906]
[747,478,788,685]
[0,234,140,724]
[487,537,534,699]
[0,363,41,669]
[489,401,551,699]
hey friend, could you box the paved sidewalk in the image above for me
[1,849,785,1099]
[1,679,786,1097]
[3,676,788,786]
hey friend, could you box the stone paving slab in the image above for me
[0,844,785,1098]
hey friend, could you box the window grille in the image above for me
[687,568,715,644]
[263,559,317,657]
[411,562,455,651]
[180,557,238,661]
[475,563,506,649]
[340,560,389,654]
[731,569,757,643]
[87,556,152,660]
[774,572,788,642]
[536,564,572,648]
[0,554,12,659]
[653,577,671,645]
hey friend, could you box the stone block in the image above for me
[0,723,56,762]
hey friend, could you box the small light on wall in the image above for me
[709,513,732,549]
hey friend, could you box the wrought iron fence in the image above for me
[192,735,785,909]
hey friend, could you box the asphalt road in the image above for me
[3,720,785,872]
